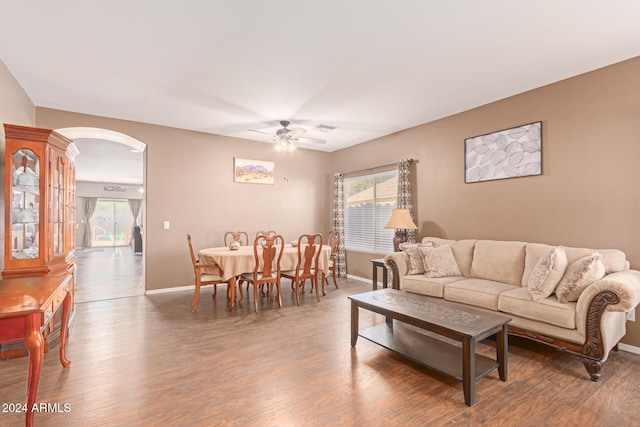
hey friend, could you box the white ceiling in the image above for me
[1,1,640,182]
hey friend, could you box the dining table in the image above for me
[199,244,332,310]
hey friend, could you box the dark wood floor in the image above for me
[74,246,144,303]
[2,278,640,426]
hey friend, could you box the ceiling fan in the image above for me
[249,120,326,151]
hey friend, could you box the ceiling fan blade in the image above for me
[294,136,327,144]
[286,127,306,139]
[248,129,275,136]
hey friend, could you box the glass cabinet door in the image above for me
[11,149,40,260]
[52,152,66,257]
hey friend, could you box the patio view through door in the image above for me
[90,198,134,247]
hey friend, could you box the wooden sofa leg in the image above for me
[583,358,602,382]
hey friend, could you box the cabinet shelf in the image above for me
[13,184,40,195]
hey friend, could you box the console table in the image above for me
[0,274,72,427]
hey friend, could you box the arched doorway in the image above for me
[57,127,146,303]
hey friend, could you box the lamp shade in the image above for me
[384,208,418,230]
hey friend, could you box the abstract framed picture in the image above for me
[465,121,542,183]
[233,157,275,184]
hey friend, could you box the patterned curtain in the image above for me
[397,159,416,243]
[332,173,347,277]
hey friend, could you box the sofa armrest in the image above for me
[577,269,640,314]
[384,252,407,290]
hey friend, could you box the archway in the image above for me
[57,127,146,302]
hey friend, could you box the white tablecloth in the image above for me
[199,244,331,282]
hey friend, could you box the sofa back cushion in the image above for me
[523,243,627,286]
[562,247,626,275]
[422,237,476,277]
[469,240,526,286]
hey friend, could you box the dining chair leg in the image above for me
[313,278,320,302]
[294,279,301,306]
[212,284,217,298]
[332,268,339,288]
[276,281,283,308]
[253,285,259,312]
[191,284,201,313]
[321,273,327,296]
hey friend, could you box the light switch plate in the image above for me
[163,221,170,230]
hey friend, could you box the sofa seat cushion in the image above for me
[499,287,576,329]
[401,275,465,298]
[444,278,518,310]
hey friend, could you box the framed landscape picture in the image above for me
[465,121,542,183]
[233,157,275,184]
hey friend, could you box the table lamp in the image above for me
[384,208,418,252]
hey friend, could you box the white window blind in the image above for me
[344,169,397,253]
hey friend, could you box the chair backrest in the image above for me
[256,230,277,237]
[253,233,285,280]
[295,233,323,276]
[224,231,249,246]
[328,230,341,256]
[186,234,198,268]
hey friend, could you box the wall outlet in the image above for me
[628,310,636,322]
[163,221,170,230]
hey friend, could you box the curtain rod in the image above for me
[341,159,414,177]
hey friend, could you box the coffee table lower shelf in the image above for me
[359,323,499,382]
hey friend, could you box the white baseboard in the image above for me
[619,343,640,355]
[346,274,370,284]
[145,285,193,295]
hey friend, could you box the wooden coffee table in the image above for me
[349,288,511,406]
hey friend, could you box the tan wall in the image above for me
[331,56,640,345]
[35,108,332,291]
[0,59,36,274]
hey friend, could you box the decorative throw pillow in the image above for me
[419,244,461,278]
[527,246,568,301]
[399,242,433,275]
[555,253,605,303]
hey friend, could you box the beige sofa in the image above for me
[384,237,640,381]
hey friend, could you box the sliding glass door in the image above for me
[89,199,134,247]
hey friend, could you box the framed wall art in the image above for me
[465,121,542,183]
[233,157,275,184]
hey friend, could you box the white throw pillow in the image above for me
[400,242,433,275]
[555,253,605,303]
[419,244,461,278]
[527,246,568,301]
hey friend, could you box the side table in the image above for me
[371,258,388,290]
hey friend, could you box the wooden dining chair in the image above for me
[239,233,285,312]
[322,230,341,294]
[282,233,323,305]
[255,230,277,237]
[187,234,229,312]
[224,231,249,247]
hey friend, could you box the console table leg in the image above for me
[59,291,71,367]
[351,301,359,347]
[462,338,476,406]
[25,313,44,427]
[497,325,508,381]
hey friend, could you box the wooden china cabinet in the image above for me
[1,123,79,359]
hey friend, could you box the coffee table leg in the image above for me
[351,300,359,347]
[497,324,508,381]
[462,337,476,406]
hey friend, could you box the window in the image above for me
[344,169,397,253]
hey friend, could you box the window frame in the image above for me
[344,168,398,254]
